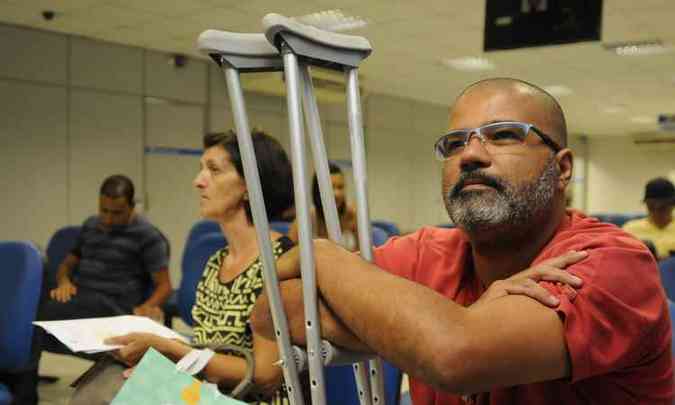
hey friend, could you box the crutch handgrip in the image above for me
[320,341,376,366]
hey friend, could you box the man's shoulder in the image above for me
[81,215,99,228]
[552,212,650,254]
[130,215,162,235]
[622,217,649,232]
[541,212,659,290]
[378,226,464,256]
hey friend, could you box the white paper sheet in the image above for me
[34,315,189,353]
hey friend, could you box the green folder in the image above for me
[111,347,246,405]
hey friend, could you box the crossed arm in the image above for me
[251,240,585,395]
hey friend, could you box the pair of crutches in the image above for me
[197,14,384,405]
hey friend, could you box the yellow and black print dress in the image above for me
[191,236,294,404]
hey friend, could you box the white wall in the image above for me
[585,137,675,215]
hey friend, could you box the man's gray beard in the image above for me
[446,157,559,234]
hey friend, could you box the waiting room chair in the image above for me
[372,225,390,247]
[162,220,218,327]
[177,232,228,325]
[184,220,221,254]
[0,384,11,405]
[270,220,291,235]
[44,226,81,290]
[324,360,402,405]
[0,241,43,405]
[372,220,401,237]
[660,257,675,301]
[668,300,675,357]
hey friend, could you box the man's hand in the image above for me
[473,250,587,309]
[49,277,78,303]
[105,332,160,367]
[133,304,164,322]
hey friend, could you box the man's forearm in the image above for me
[250,279,372,353]
[140,269,172,307]
[56,254,79,282]
[141,282,171,307]
[312,240,470,390]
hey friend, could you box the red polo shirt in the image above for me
[374,210,673,404]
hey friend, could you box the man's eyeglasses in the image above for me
[433,121,562,161]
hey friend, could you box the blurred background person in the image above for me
[623,177,675,260]
[289,162,358,251]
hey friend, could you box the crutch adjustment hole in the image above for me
[306,320,312,328]
[311,379,317,386]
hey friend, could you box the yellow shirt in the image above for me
[622,218,675,259]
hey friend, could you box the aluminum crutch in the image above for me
[263,14,386,405]
[197,30,305,405]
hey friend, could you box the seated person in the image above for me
[72,130,297,404]
[623,177,675,259]
[8,174,171,405]
[289,162,359,251]
[253,78,673,404]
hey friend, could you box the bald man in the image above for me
[252,78,673,404]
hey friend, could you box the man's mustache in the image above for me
[449,171,506,199]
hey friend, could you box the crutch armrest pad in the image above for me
[262,13,372,54]
[197,30,279,57]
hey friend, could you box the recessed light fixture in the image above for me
[441,57,495,72]
[630,116,653,124]
[542,85,573,97]
[603,40,672,56]
[292,9,368,32]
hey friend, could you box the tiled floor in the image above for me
[37,352,92,405]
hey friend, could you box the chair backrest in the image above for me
[178,232,227,326]
[0,241,43,370]
[324,361,402,405]
[372,225,390,247]
[659,257,675,301]
[45,225,81,289]
[270,220,291,235]
[591,213,645,228]
[372,220,400,237]
[669,300,675,357]
[182,220,220,275]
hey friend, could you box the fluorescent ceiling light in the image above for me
[630,116,653,124]
[603,40,672,56]
[441,57,495,72]
[292,9,368,32]
[542,85,573,97]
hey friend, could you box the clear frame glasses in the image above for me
[433,121,562,161]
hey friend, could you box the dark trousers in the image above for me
[0,287,132,405]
